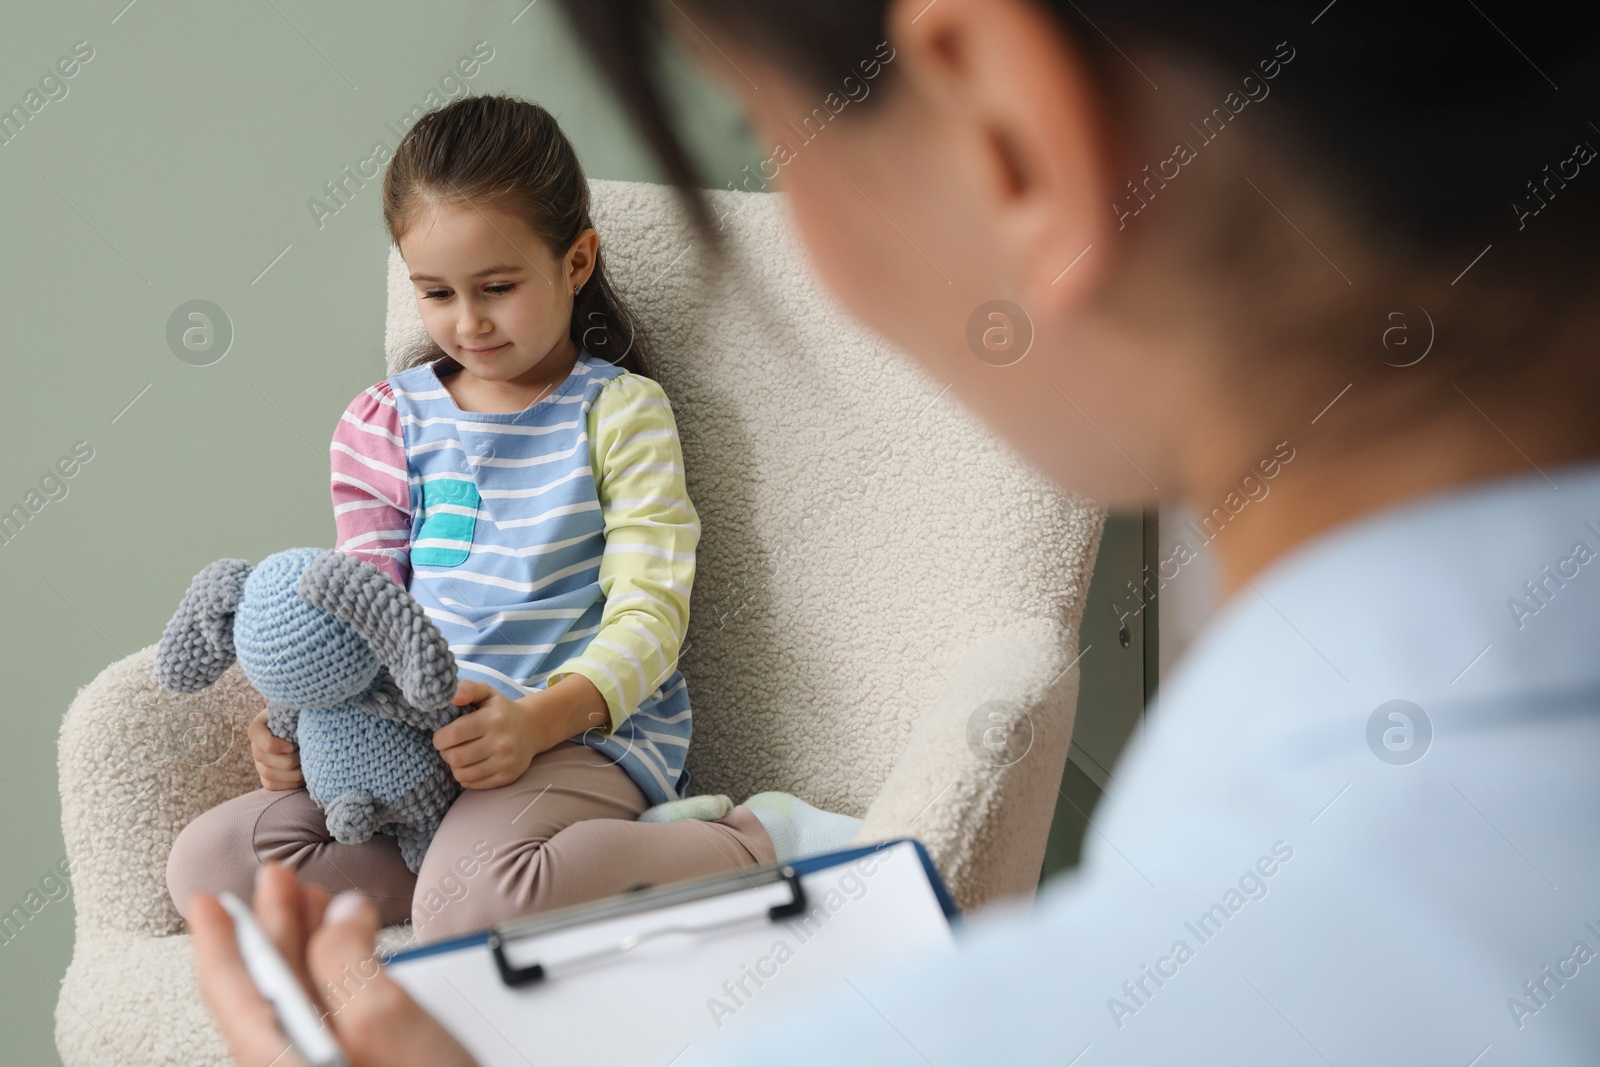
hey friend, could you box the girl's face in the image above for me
[399,201,596,385]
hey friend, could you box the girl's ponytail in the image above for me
[382,93,657,380]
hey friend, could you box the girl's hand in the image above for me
[432,681,547,790]
[248,706,304,791]
[433,678,612,790]
[188,862,478,1067]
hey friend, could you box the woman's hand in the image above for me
[434,677,611,790]
[248,706,304,791]
[188,862,478,1067]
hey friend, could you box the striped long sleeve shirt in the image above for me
[329,357,699,741]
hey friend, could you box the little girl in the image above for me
[165,93,857,944]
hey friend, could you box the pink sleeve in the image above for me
[330,381,412,588]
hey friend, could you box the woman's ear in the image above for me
[886,0,1113,312]
[296,550,457,713]
[153,558,253,691]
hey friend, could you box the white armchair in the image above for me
[54,178,1104,1065]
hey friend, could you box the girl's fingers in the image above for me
[256,755,303,777]
[453,750,517,789]
[258,749,301,772]
[249,707,296,754]
[452,680,491,706]
[259,768,305,791]
[439,737,495,770]
[433,705,488,752]
[457,769,509,790]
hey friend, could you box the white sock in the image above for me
[742,791,862,862]
[637,794,733,824]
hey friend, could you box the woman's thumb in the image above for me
[307,891,468,1063]
[325,890,372,928]
[307,891,384,1016]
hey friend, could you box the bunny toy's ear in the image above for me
[296,550,458,713]
[153,558,254,692]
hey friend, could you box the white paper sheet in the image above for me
[385,841,954,1066]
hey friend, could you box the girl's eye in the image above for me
[420,283,514,301]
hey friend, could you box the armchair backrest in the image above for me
[384,179,1096,816]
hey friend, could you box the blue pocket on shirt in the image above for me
[411,478,479,567]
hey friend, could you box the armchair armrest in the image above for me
[57,644,260,936]
[852,617,1081,912]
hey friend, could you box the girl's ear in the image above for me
[296,550,458,713]
[153,558,253,691]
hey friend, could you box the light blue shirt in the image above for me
[387,350,693,806]
[698,460,1600,1064]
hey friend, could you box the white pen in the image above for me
[218,890,350,1067]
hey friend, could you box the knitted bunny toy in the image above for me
[153,547,465,873]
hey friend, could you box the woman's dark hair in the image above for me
[382,93,656,378]
[555,0,1600,270]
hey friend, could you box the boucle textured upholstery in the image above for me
[54,178,1104,1065]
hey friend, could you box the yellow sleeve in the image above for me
[544,374,700,733]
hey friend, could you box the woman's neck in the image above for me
[1199,400,1594,597]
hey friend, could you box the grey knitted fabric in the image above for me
[263,698,300,750]
[153,547,464,873]
[152,557,254,693]
[296,549,458,715]
[354,668,459,734]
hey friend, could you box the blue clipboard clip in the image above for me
[488,863,808,988]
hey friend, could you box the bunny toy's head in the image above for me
[234,549,379,705]
[153,547,457,714]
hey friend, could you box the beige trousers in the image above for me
[165,740,775,944]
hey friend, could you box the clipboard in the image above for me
[383,839,957,1067]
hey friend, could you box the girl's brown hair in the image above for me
[382,93,656,379]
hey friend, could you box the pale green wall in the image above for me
[0,4,752,1061]
[0,4,1140,1062]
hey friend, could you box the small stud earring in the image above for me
[572,283,581,296]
